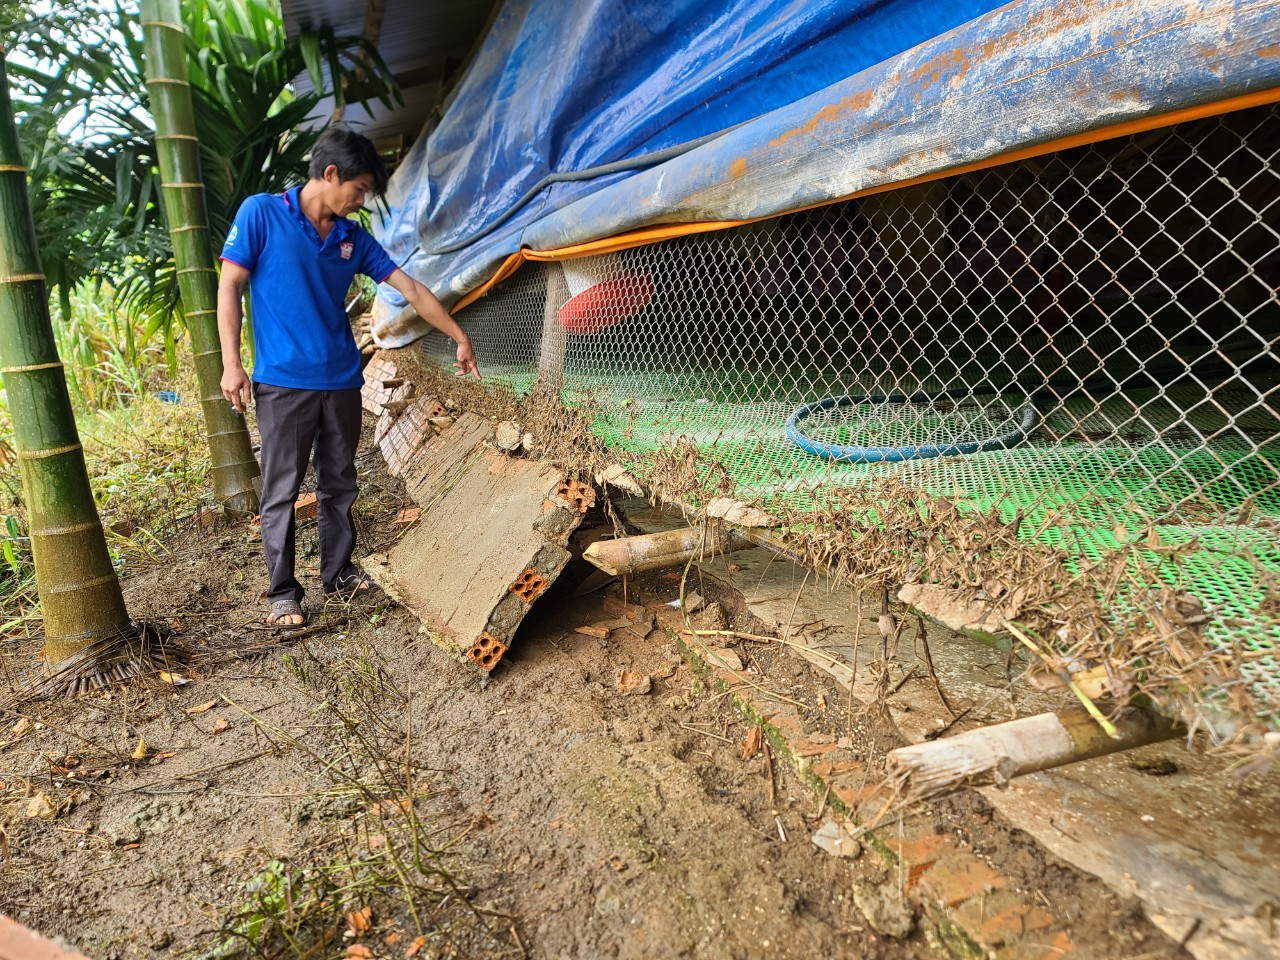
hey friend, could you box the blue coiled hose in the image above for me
[785,387,1039,463]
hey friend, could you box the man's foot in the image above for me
[266,598,306,626]
[324,570,372,597]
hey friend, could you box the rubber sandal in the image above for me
[323,571,372,597]
[266,598,307,626]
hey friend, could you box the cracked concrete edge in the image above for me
[660,610,1077,960]
[360,552,464,659]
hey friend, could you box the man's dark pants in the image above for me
[254,382,362,603]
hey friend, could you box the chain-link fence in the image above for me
[412,102,1280,742]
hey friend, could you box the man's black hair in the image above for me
[308,125,390,196]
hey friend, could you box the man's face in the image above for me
[324,166,376,216]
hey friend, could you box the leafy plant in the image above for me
[4,0,401,360]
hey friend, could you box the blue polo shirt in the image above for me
[219,187,398,390]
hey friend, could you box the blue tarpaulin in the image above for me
[372,0,1005,321]
[372,0,1280,345]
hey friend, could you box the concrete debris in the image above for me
[853,881,914,939]
[595,463,645,497]
[705,496,776,527]
[361,356,589,672]
[811,820,862,859]
[617,670,652,695]
[495,420,523,453]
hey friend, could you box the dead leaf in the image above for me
[122,842,141,851]
[367,833,387,850]
[158,671,189,686]
[185,700,218,715]
[131,736,148,761]
[11,717,31,736]
[23,793,56,819]
[211,718,231,735]
[346,905,373,936]
[345,946,375,959]
[741,726,763,760]
[405,936,428,958]
[152,752,177,760]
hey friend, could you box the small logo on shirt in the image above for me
[227,225,238,245]
[340,242,354,260]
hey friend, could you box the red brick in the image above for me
[976,904,1055,945]
[574,625,610,639]
[294,492,317,521]
[919,856,1008,908]
[889,832,955,868]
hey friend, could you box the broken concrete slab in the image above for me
[363,411,589,672]
[378,395,447,479]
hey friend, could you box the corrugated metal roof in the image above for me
[280,0,497,141]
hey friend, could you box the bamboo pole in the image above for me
[886,705,1182,799]
[0,50,132,671]
[583,526,754,576]
[141,0,259,516]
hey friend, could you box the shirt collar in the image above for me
[284,186,353,242]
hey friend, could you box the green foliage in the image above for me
[51,284,172,409]
[3,0,401,363]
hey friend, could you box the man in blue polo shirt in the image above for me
[217,125,479,626]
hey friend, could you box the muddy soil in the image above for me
[0,433,1187,960]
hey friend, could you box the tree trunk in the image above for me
[0,50,132,674]
[141,0,259,516]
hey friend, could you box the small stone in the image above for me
[104,821,142,845]
[617,670,652,696]
[680,592,706,614]
[692,601,728,631]
[706,647,744,672]
[811,820,861,859]
[23,793,56,819]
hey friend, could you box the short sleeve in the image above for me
[357,228,399,283]
[220,196,267,271]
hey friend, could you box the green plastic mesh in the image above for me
[416,104,1280,728]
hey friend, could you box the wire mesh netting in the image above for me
[411,103,1280,741]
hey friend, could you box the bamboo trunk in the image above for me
[141,0,259,516]
[583,527,754,576]
[0,51,132,670]
[886,706,1182,799]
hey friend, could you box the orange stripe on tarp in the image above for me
[450,85,1280,313]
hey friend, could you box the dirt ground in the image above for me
[0,432,1191,960]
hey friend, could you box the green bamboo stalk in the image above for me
[141,0,259,516]
[0,49,132,673]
